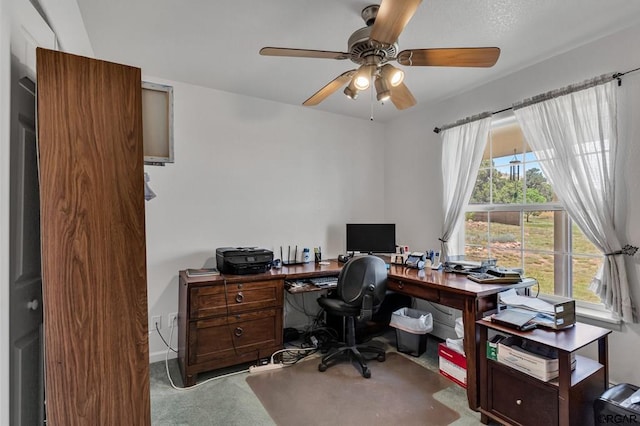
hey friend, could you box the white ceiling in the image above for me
[75,0,640,122]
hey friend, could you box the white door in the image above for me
[9,0,55,424]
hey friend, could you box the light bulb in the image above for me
[353,65,373,90]
[380,64,404,87]
[354,75,370,90]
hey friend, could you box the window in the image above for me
[463,114,603,306]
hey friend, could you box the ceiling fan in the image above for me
[259,0,500,110]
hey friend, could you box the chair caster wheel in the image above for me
[318,363,328,372]
[377,354,386,362]
[362,368,371,379]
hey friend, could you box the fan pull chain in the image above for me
[370,87,374,121]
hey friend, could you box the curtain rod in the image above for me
[433,65,640,134]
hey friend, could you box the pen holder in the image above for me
[314,252,321,263]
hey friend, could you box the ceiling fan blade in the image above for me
[303,70,356,106]
[260,47,350,60]
[389,82,417,110]
[370,0,423,46]
[397,47,501,67]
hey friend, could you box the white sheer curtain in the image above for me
[439,114,492,260]
[513,77,634,321]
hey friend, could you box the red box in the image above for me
[438,342,467,388]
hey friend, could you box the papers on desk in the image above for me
[499,289,555,314]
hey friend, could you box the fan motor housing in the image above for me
[347,26,398,65]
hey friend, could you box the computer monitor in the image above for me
[346,223,396,254]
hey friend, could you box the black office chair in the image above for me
[317,255,387,378]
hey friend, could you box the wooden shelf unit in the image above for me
[478,319,610,426]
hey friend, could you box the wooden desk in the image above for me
[178,259,532,410]
[279,260,532,410]
[384,265,534,410]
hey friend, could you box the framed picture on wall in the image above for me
[142,81,174,165]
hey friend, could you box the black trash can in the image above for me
[594,383,640,425]
[389,307,433,357]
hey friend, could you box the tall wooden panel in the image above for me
[36,48,150,425]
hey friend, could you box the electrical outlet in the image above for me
[168,312,177,328]
[150,315,162,332]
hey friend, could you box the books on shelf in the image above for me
[186,267,220,277]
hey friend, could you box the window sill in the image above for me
[575,305,622,331]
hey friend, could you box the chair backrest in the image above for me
[337,255,387,309]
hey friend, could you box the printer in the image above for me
[216,247,273,275]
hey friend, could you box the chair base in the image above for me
[318,342,386,378]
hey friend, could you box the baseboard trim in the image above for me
[149,349,177,364]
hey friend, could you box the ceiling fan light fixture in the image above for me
[344,82,359,100]
[375,76,391,102]
[353,65,374,90]
[380,64,404,87]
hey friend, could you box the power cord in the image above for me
[269,346,319,366]
[521,277,540,297]
[155,322,177,353]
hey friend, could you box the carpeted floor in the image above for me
[247,352,459,426]
[150,330,484,425]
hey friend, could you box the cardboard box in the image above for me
[438,343,467,388]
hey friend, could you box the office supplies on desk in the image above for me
[391,244,409,265]
[490,309,538,331]
[185,267,220,277]
[467,272,521,284]
[285,280,307,290]
[405,252,426,269]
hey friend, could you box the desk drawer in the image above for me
[488,360,558,426]
[190,279,284,319]
[387,278,439,301]
[189,307,283,365]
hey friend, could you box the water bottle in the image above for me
[302,248,310,263]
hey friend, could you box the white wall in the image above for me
[384,22,640,386]
[143,79,386,359]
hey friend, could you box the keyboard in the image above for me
[307,276,338,288]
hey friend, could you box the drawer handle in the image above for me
[234,327,243,337]
[516,399,522,406]
[398,282,404,289]
[235,292,244,303]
